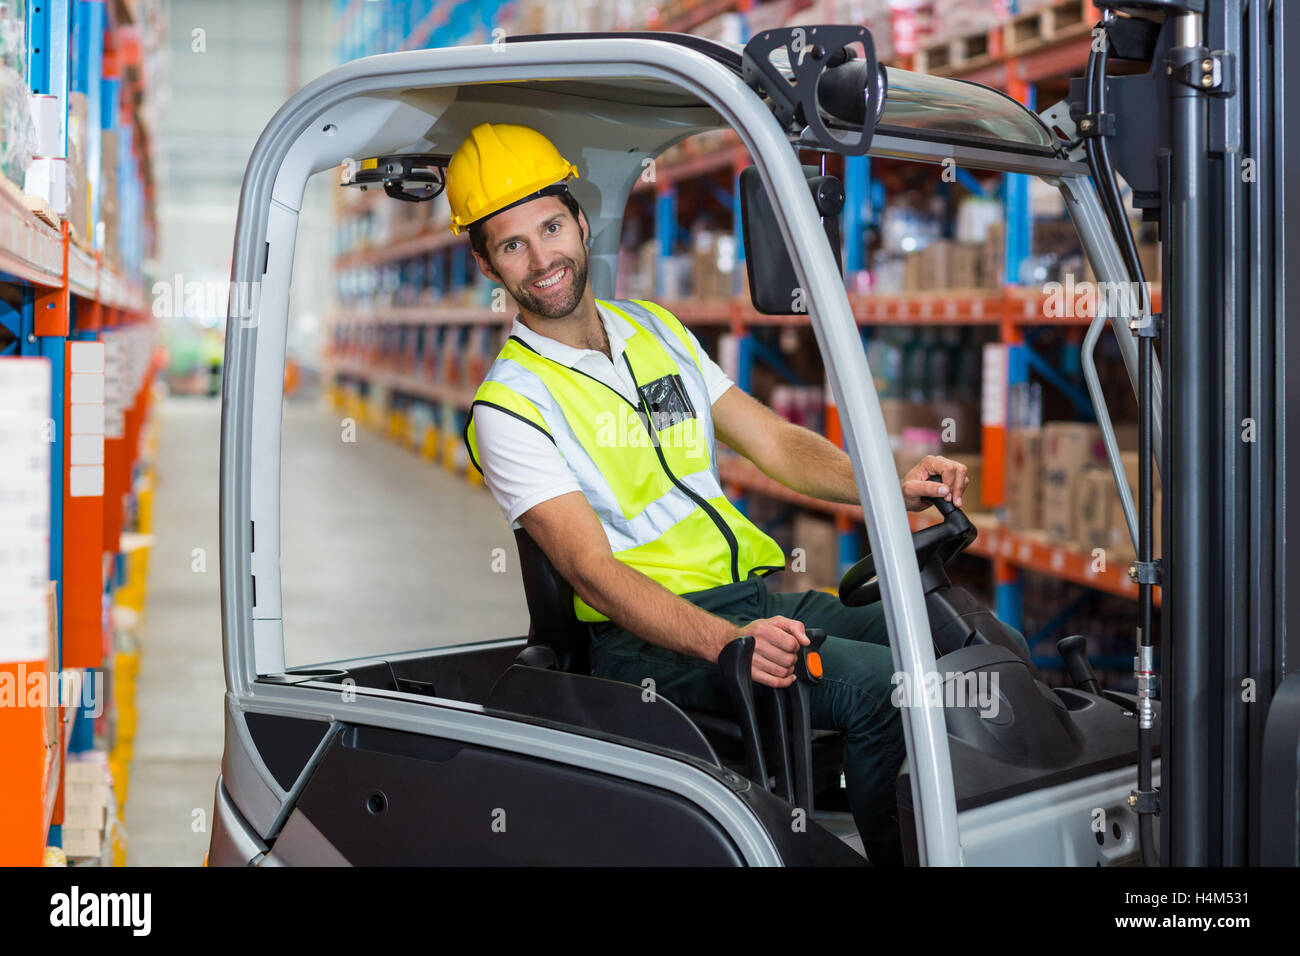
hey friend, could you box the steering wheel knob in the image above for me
[838,481,977,607]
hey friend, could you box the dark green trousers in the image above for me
[587,576,908,861]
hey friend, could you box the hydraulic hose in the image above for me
[1083,14,1158,868]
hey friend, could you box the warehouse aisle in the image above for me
[125,394,527,865]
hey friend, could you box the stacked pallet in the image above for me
[915,0,1093,75]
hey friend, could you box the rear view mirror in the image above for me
[739,165,844,315]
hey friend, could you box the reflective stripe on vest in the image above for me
[465,298,787,622]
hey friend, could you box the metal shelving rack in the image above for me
[0,0,157,866]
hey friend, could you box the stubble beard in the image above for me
[510,247,590,320]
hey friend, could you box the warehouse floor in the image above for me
[124,393,528,865]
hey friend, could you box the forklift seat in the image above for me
[512,528,844,791]
[513,526,593,675]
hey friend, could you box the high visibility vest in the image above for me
[464,298,787,623]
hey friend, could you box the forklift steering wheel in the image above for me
[838,475,978,607]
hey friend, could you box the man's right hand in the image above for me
[726,616,811,688]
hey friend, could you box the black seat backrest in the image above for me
[513,527,591,674]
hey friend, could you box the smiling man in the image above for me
[452,123,970,865]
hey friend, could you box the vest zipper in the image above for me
[622,353,741,583]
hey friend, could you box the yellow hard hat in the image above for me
[446,123,579,235]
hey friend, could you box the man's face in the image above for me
[475,197,589,320]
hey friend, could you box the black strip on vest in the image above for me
[466,399,556,476]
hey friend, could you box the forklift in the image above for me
[209,2,1298,865]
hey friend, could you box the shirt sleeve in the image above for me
[471,404,582,527]
[682,324,736,405]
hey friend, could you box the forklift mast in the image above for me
[1096,0,1298,865]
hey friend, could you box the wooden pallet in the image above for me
[914,0,1095,75]
[22,193,60,230]
[1004,0,1093,57]
[1,171,60,231]
[913,27,999,76]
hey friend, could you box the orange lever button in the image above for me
[806,651,823,679]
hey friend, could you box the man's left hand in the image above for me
[901,455,970,512]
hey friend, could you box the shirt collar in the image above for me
[508,301,638,369]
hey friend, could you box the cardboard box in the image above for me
[903,250,924,292]
[792,512,839,591]
[982,221,1004,288]
[66,91,89,242]
[1004,429,1043,531]
[920,240,953,291]
[1107,450,1162,563]
[61,800,106,829]
[899,425,943,471]
[1108,485,1161,565]
[60,826,103,859]
[950,241,982,289]
[946,453,984,510]
[878,398,934,435]
[931,397,980,453]
[630,239,657,299]
[64,751,109,784]
[1138,241,1161,284]
[1072,466,1117,554]
[1041,422,1106,543]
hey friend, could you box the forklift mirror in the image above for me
[738,164,844,314]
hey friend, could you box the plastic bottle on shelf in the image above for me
[901,329,931,404]
[926,329,953,403]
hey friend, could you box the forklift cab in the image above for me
[210,27,1164,866]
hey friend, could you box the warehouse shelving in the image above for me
[324,0,1152,682]
[716,456,1157,604]
[328,284,1161,329]
[0,0,158,866]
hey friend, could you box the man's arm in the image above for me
[517,490,806,687]
[711,384,970,510]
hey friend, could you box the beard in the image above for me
[509,249,589,319]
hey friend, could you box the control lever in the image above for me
[1057,634,1102,696]
[763,687,795,802]
[787,627,827,813]
[922,472,961,515]
[719,636,769,789]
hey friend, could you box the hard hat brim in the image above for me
[450,176,577,235]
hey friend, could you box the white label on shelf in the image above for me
[981,343,1006,428]
[70,371,105,404]
[69,341,105,373]
[70,433,104,466]
[103,333,126,439]
[69,402,104,436]
[68,464,104,498]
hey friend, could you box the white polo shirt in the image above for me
[472,301,736,528]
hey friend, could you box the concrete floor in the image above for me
[124,394,527,865]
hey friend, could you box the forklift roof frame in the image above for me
[219,35,1145,866]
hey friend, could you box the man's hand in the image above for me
[901,454,970,512]
[727,615,811,688]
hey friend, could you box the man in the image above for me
[451,123,970,865]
